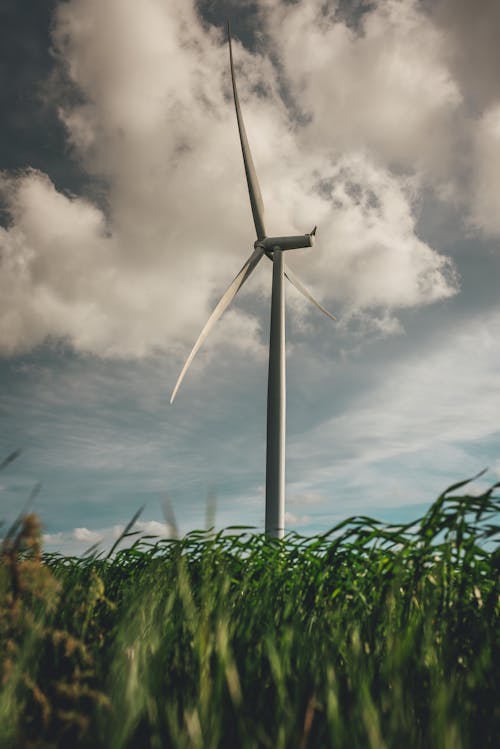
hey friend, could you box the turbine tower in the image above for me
[170,24,335,538]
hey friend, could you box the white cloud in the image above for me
[287,490,327,507]
[43,532,64,544]
[285,511,311,526]
[0,170,120,355]
[136,519,173,536]
[260,0,462,175]
[73,526,103,542]
[41,518,175,557]
[0,0,460,360]
[288,153,458,311]
[260,0,500,242]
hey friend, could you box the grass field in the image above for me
[0,470,498,748]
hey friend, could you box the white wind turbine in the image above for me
[170,24,336,538]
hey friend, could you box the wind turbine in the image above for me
[170,24,336,538]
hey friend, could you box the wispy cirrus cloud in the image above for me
[286,305,500,511]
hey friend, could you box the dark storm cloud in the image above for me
[0,0,87,198]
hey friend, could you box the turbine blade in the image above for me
[170,246,264,403]
[205,485,217,531]
[228,21,266,241]
[161,494,179,539]
[285,266,337,321]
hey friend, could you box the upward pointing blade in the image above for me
[228,21,266,241]
[285,265,337,321]
[170,245,265,403]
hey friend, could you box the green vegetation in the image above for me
[0,469,498,748]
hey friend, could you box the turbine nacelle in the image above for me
[257,229,316,253]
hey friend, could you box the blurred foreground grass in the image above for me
[0,471,499,748]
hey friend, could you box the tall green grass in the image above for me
[1,473,499,748]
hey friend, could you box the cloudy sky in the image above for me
[1,0,499,554]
